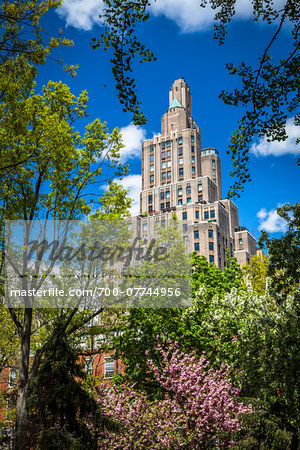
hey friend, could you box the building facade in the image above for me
[128,78,257,269]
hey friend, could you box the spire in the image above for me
[168,78,192,116]
[168,97,184,109]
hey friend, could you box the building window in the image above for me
[167,150,171,158]
[167,140,171,147]
[178,199,182,205]
[161,203,165,210]
[192,156,195,163]
[178,137,183,145]
[198,195,203,201]
[162,161,166,170]
[191,135,195,143]
[162,172,166,180]
[166,191,170,199]
[239,238,243,245]
[192,167,195,174]
[150,154,154,162]
[195,211,199,219]
[178,147,183,156]
[8,369,17,388]
[162,152,165,159]
[178,188,182,196]
[204,211,209,220]
[194,242,200,251]
[148,205,152,213]
[210,210,215,218]
[212,168,216,175]
[186,186,191,195]
[183,224,188,232]
[187,197,191,204]
[179,168,184,176]
[150,144,154,151]
[104,355,114,379]
[191,146,195,153]
[198,184,202,192]
[167,171,171,179]
[209,255,214,263]
[148,194,153,203]
[150,175,154,183]
[85,357,94,376]
[167,160,171,167]
[179,157,183,165]
[194,230,199,239]
[208,229,213,238]
[161,142,165,149]
[213,178,216,184]
[166,202,170,209]
[183,236,188,245]
[209,242,214,251]
[160,192,164,200]
[143,223,148,231]
[212,159,215,166]
[150,164,154,172]
[182,212,187,220]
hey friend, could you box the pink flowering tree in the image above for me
[98,344,251,448]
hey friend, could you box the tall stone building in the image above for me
[128,78,257,269]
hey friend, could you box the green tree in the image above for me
[192,250,244,299]
[243,252,269,293]
[0,0,75,177]
[0,75,129,449]
[113,243,299,446]
[0,2,132,448]
[113,250,244,395]
[259,203,300,297]
[0,0,69,65]
[0,304,20,374]
[28,320,115,449]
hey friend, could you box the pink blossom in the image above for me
[97,344,251,448]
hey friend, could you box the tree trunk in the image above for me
[14,308,32,450]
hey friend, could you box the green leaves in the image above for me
[209,0,300,198]
[91,0,156,125]
[0,1,74,68]
[259,203,300,297]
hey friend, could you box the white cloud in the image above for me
[57,0,255,32]
[150,0,288,32]
[58,0,285,32]
[251,118,300,157]
[115,174,142,216]
[57,0,104,30]
[257,207,288,233]
[150,0,216,32]
[119,123,146,163]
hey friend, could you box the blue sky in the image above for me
[37,1,299,239]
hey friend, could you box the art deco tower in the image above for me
[130,78,257,269]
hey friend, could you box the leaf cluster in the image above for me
[28,320,116,449]
[91,0,156,125]
[199,0,300,197]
